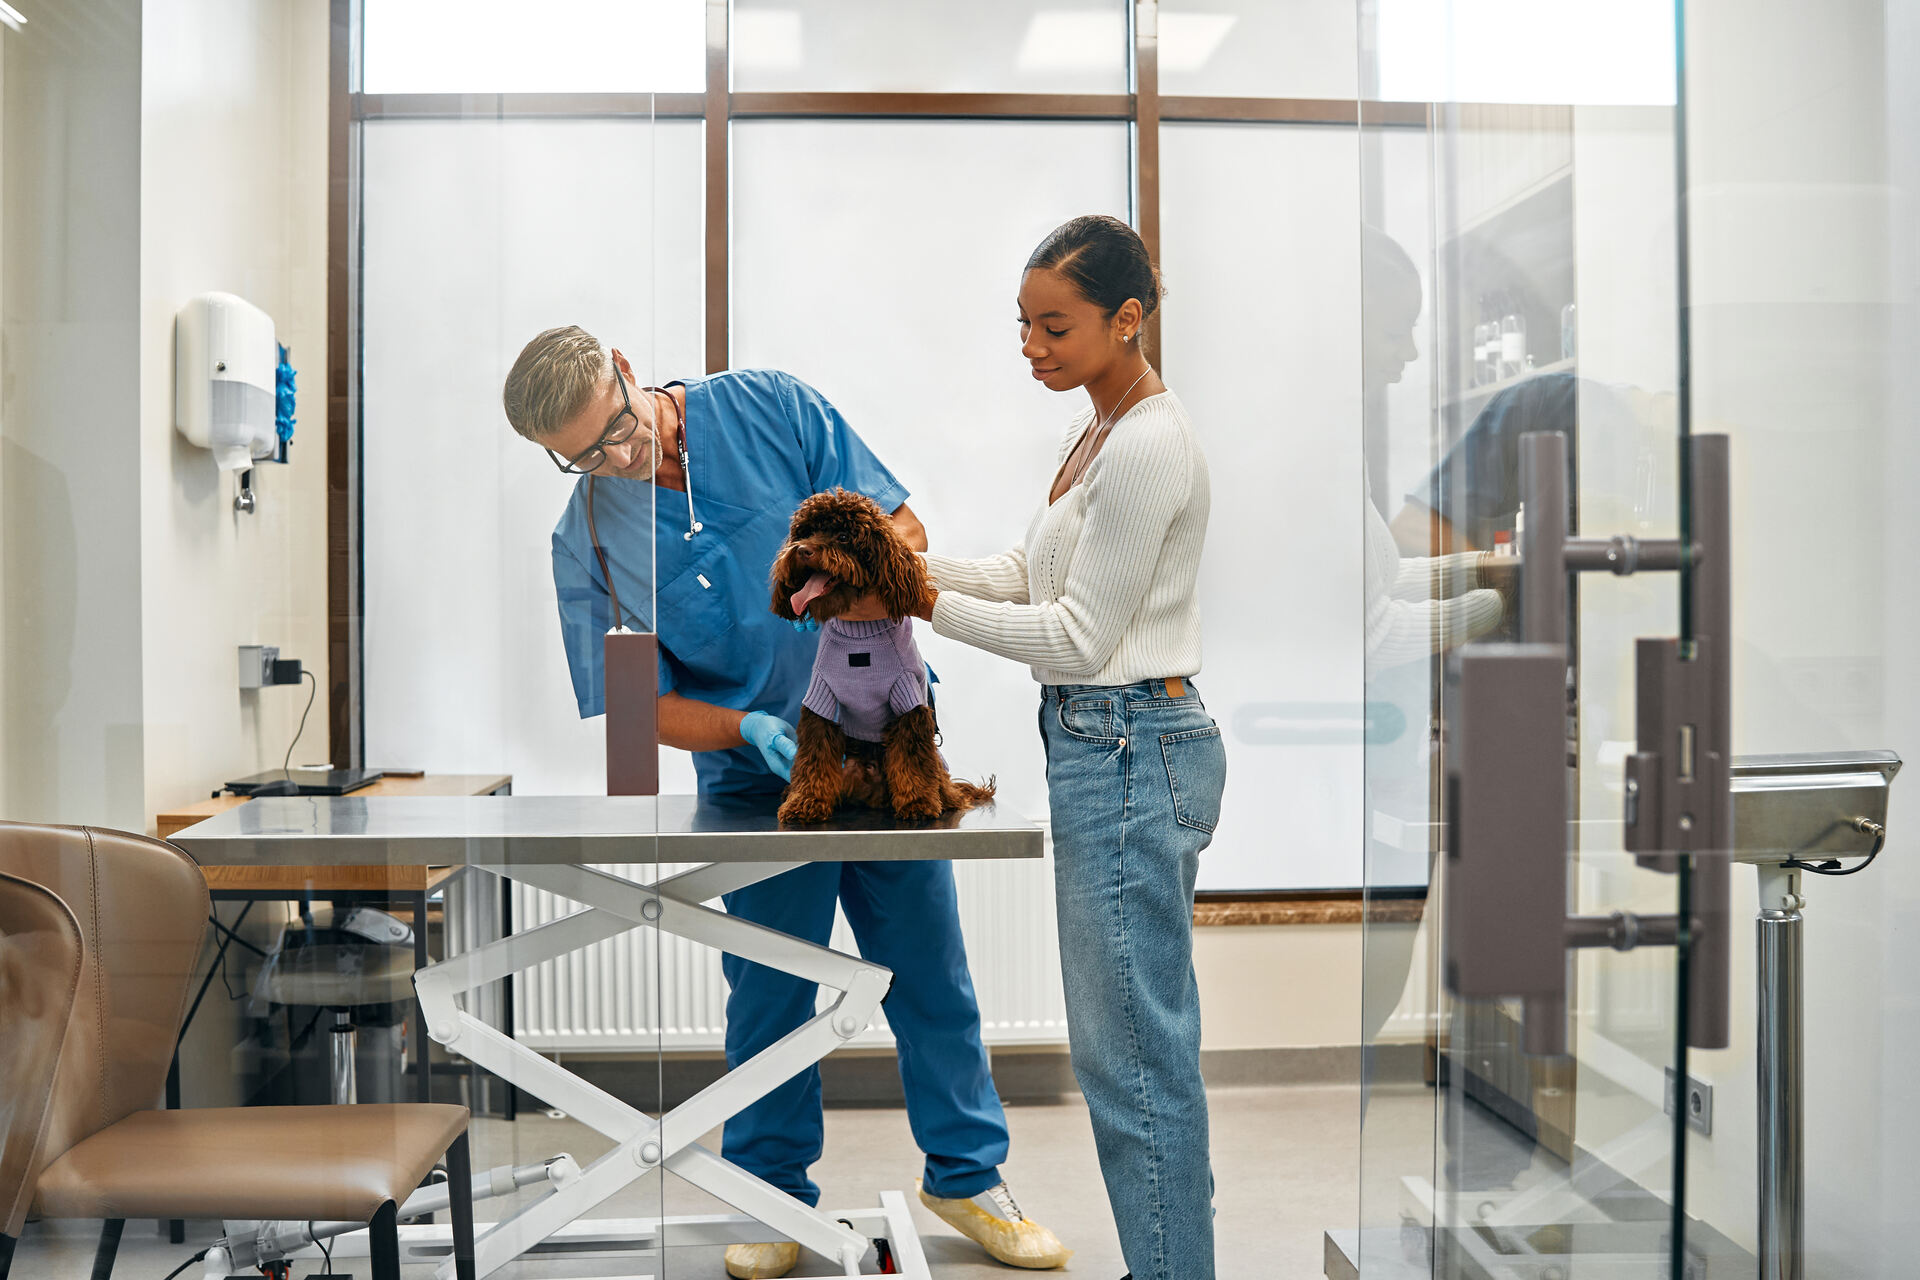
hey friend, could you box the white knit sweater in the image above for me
[1362,488,1504,668]
[926,391,1209,687]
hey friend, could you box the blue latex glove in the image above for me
[740,711,799,781]
[791,614,820,632]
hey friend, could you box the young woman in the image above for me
[913,215,1225,1280]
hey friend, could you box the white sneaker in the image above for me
[918,1178,1073,1269]
[724,1240,799,1278]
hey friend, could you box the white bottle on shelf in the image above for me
[1473,294,1493,386]
[1500,300,1527,381]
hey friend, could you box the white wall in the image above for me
[138,0,332,829]
[1199,923,1394,1052]
[0,0,329,834]
[0,0,148,833]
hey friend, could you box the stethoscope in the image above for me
[649,385,703,541]
[585,385,706,629]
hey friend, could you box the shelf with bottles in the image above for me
[1445,356,1576,411]
[1439,164,1577,431]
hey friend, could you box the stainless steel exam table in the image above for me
[174,793,1042,1279]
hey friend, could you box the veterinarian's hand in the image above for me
[740,711,799,781]
[790,614,820,632]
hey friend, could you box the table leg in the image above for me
[415,889,432,1104]
[499,883,517,1121]
[165,1053,184,1244]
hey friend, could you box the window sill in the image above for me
[1192,891,1426,927]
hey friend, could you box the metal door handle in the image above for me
[1446,431,1731,1054]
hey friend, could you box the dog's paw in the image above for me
[891,793,943,822]
[778,794,835,826]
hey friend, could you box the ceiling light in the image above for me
[1158,14,1236,74]
[733,9,802,71]
[1016,10,1126,73]
[0,3,28,31]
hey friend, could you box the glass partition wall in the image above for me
[1358,3,1920,1279]
[356,4,672,1269]
[1355,3,1699,1276]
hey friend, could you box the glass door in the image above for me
[1355,3,1711,1276]
[1677,3,1917,1278]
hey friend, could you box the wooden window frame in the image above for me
[327,0,1429,910]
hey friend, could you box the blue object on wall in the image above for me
[274,343,297,449]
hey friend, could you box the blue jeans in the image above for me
[1041,678,1226,1280]
[720,860,1009,1206]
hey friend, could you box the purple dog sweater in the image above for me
[801,617,931,743]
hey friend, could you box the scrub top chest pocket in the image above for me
[653,500,794,684]
[656,555,736,673]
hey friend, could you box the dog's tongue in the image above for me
[790,571,835,617]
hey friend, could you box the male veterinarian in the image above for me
[502,327,1068,1278]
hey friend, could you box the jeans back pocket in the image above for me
[1161,725,1226,833]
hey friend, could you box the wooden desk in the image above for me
[161,773,509,893]
[159,772,512,839]
[156,772,512,1155]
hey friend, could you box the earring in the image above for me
[1124,333,1133,343]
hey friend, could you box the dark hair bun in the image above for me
[1025,214,1162,321]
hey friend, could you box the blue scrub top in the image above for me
[552,369,909,797]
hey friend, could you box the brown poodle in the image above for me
[769,488,995,825]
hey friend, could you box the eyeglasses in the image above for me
[546,364,641,475]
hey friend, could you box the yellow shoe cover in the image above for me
[724,1241,799,1278]
[917,1179,1073,1270]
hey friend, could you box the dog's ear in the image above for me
[770,569,799,619]
[870,517,933,620]
[769,538,800,620]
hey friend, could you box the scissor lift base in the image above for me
[281,1190,929,1278]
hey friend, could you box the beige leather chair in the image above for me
[0,871,85,1277]
[0,822,475,1280]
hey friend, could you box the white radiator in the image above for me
[448,840,1071,1053]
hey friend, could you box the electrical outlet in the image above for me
[1664,1067,1713,1136]
[237,645,279,689]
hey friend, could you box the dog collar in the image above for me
[826,617,905,639]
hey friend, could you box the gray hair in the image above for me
[502,325,608,441]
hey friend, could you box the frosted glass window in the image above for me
[732,119,1130,826]
[732,0,1128,93]
[1160,123,1373,889]
[1157,0,1358,100]
[360,119,703,795]
[363,0,706,93]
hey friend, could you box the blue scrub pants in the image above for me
[719,859,1009,1207]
